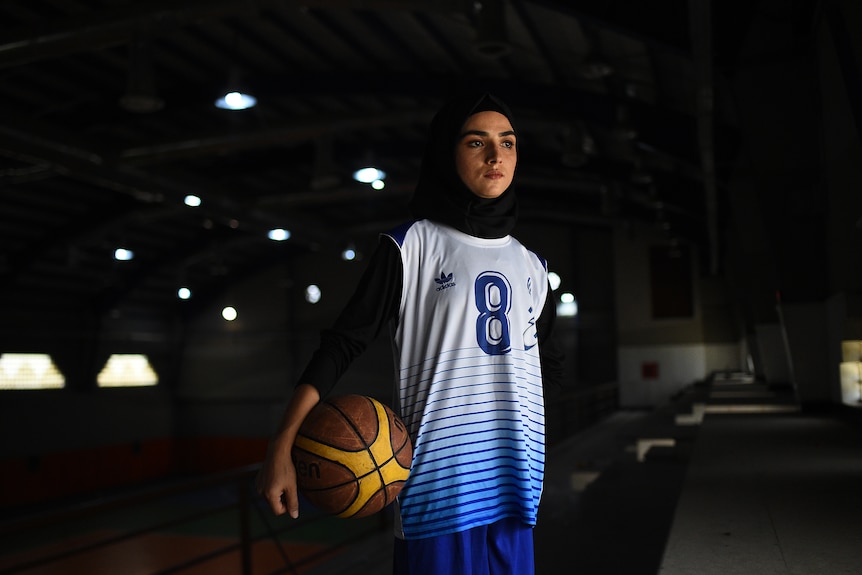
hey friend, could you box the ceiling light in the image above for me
[305,284,321,304]
[177,287,191,300]
[268,228,291,241]
[222,306,237,321]
[0,353,65,389]
[114,248,134,261]
[371,179,385,190]
[353,167,386,183]
[557,292,578,317]
[215,90,257,111]
[97,354,158,387]
[184,194,201,207]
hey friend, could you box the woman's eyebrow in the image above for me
[459,129,517,138]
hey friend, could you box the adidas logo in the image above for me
[434,271,455,291]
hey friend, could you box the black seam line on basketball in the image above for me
[295,447,399,476]
[329,396,383,467]
[302,458,399,490]
[295,448,401,481]
[375,465,388,506]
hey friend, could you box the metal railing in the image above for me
[0,384,619,574]
[0,465,388,575]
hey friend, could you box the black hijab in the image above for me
[408,92,519,239]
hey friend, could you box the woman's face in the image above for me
[454,110,517,199]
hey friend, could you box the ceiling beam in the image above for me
[0,117,340,244]
[119,108,432,165]
[525,0,691,56]
[0,0,471,68]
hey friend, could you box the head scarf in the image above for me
[408,91,519,239]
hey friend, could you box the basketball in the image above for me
[292,394,412,518]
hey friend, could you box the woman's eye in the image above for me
[502,140,515,148]
[468,140,484,148]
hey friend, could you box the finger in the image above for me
[284,488,300,519]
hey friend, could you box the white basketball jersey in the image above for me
[383,219,548,540]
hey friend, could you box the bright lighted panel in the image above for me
[0,353,65,389]
[839,361,862,406]
[97,354,158,387]
[840,340,862,406]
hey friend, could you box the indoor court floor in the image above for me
[4,374,862,575]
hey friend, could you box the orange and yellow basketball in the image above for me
[292,394,412,518]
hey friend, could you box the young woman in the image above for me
[257,91,562,575]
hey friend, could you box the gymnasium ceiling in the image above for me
[0,1,773,320]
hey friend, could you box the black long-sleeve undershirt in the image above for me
[297,236,564,398]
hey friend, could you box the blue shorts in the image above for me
[393,517,534,575]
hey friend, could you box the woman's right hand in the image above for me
[256,432,300,517]
[255,383,320,518]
